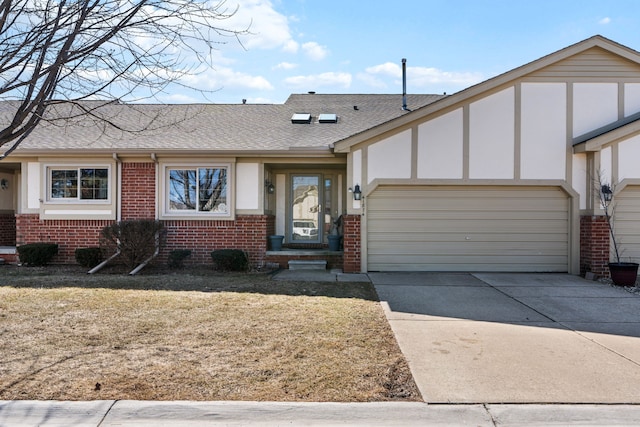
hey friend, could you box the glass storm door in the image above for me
[291,174,322,243]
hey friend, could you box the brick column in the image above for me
[580,215,610,277]
[0,213,16,245]
[342,214,361,273]
[121,162,156,220]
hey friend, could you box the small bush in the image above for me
[75,247,103,268]
[101,220,165,269]
[17,243,59,266]
[211,249,249,272]
[168,249,191,269]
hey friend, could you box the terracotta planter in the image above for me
[608,262,639,287]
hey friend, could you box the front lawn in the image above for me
[0,266,420,401]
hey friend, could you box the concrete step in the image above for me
[288,260,327,271]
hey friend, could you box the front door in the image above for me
[290,174,322,243]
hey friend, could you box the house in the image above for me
[1,35,640,276]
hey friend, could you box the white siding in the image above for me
[573,153,588,210]
[469,88,515,179]
[619,135,640,181]
[352,149,362,210]
[624,83,640,117]
[521,83,567,180]
[236,163,259,210]
[601,146,613,184]
[27,162,40,210]
[417,109,463,179]
[573,83,618,137]
[368,130,412,183]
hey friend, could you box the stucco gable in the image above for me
[334,35,640,153]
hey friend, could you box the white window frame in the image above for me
[46,165,112,204]
[162,163,233,219]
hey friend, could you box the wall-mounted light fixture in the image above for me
[0,178,8,190]
[352,184,362,201]
[601,184,613,204]
[265,180,275,194]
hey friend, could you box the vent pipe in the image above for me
[402,58,411,111]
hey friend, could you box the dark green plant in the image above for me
[168,249,191,269]
[211,249,249,271]
[17,242,58,266]
[101,220,165,269]
[75,247,103,268]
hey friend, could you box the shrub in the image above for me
[75,247,103,268]
[101,220,165,269]
[168,249,191,269]
[211,249,249,272]
[17,243,58,266]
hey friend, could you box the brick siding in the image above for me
[342,214,361,273]
[15,214,109,263]
[580,215,610,277]
[121,162,156,220]
[0,213,16,245]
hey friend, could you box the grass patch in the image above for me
[0,266,420,402]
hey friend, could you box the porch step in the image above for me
[288,260,327,271]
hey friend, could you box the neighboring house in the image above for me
[1,35,640,276]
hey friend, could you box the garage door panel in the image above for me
[616,186,640,262]
[366,186,570,272]
[367,221,568,234]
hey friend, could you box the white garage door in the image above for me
[614,185,640,262]
[366,186,570,272]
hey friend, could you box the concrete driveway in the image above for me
[371,272,640,404]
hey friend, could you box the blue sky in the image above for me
[160,0,640,105]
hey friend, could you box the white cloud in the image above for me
[365,62,401,77]
[274,62,298,70]
[302,42,329,61]
[282,40,299,53]
[361,62,483,90]
[284,72,352,89]
[226,0,297,52]
[183,66,273,91]
[599,17,611,25]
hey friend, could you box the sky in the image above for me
[156,0,640,105]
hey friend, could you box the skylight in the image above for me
[318,113,338,123]
[291,113,312,124]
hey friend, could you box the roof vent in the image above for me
[318,113,338,123]
[291,113,312,124]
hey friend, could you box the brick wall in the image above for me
[16,214,273,267]
[121,162,156,220]
[342,214,361,273]
[16,214,109,263]
[580,215,610,277]
[162,215,272,267]
[0,213,16,245]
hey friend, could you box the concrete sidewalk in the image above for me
[2,400,640,426]
[372,272,640,404]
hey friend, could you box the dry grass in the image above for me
[0,265,420,402]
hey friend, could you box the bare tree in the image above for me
[0,0,249,158]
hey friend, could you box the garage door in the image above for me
[614,185,640,262]
[366,186,570,272]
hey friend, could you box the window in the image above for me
[50,167,109,201]
[167,166,228,214]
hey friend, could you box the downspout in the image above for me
[129,230,161,275]
[402,58,412,112]
[113,153,122,221]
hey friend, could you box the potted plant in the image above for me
[598,177,639,286]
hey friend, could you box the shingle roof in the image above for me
[0,94,445,155]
